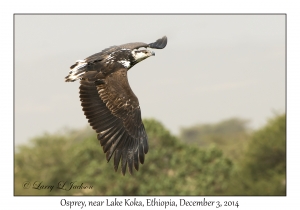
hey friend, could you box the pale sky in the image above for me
[15,14,285,145]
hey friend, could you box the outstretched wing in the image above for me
[79,69,148,175]
[148,36,168,49]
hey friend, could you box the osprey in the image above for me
[65,36,167,175]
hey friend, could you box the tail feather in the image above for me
[65,60,87,82]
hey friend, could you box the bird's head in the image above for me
[113,48,155,70]
[130,48,155,66]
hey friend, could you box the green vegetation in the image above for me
[14,114,286,195]
[180,118,250,160]
[227,114,286,195]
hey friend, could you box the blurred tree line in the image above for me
[180,118,250,160]
[15,114,286,196]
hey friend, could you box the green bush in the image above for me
[15,119,232,195]
[227,114,286,195]
[180,118,250,160]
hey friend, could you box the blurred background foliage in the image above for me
[15,114,286,196]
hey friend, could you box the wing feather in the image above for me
[113,149,122,172]
[79,69,148,175]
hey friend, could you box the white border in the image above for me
[3,0,299,209]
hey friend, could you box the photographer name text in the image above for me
[23,181,93,191]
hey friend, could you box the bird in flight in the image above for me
[65,36,167,175]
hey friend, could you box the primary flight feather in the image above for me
[65,36,167,175]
